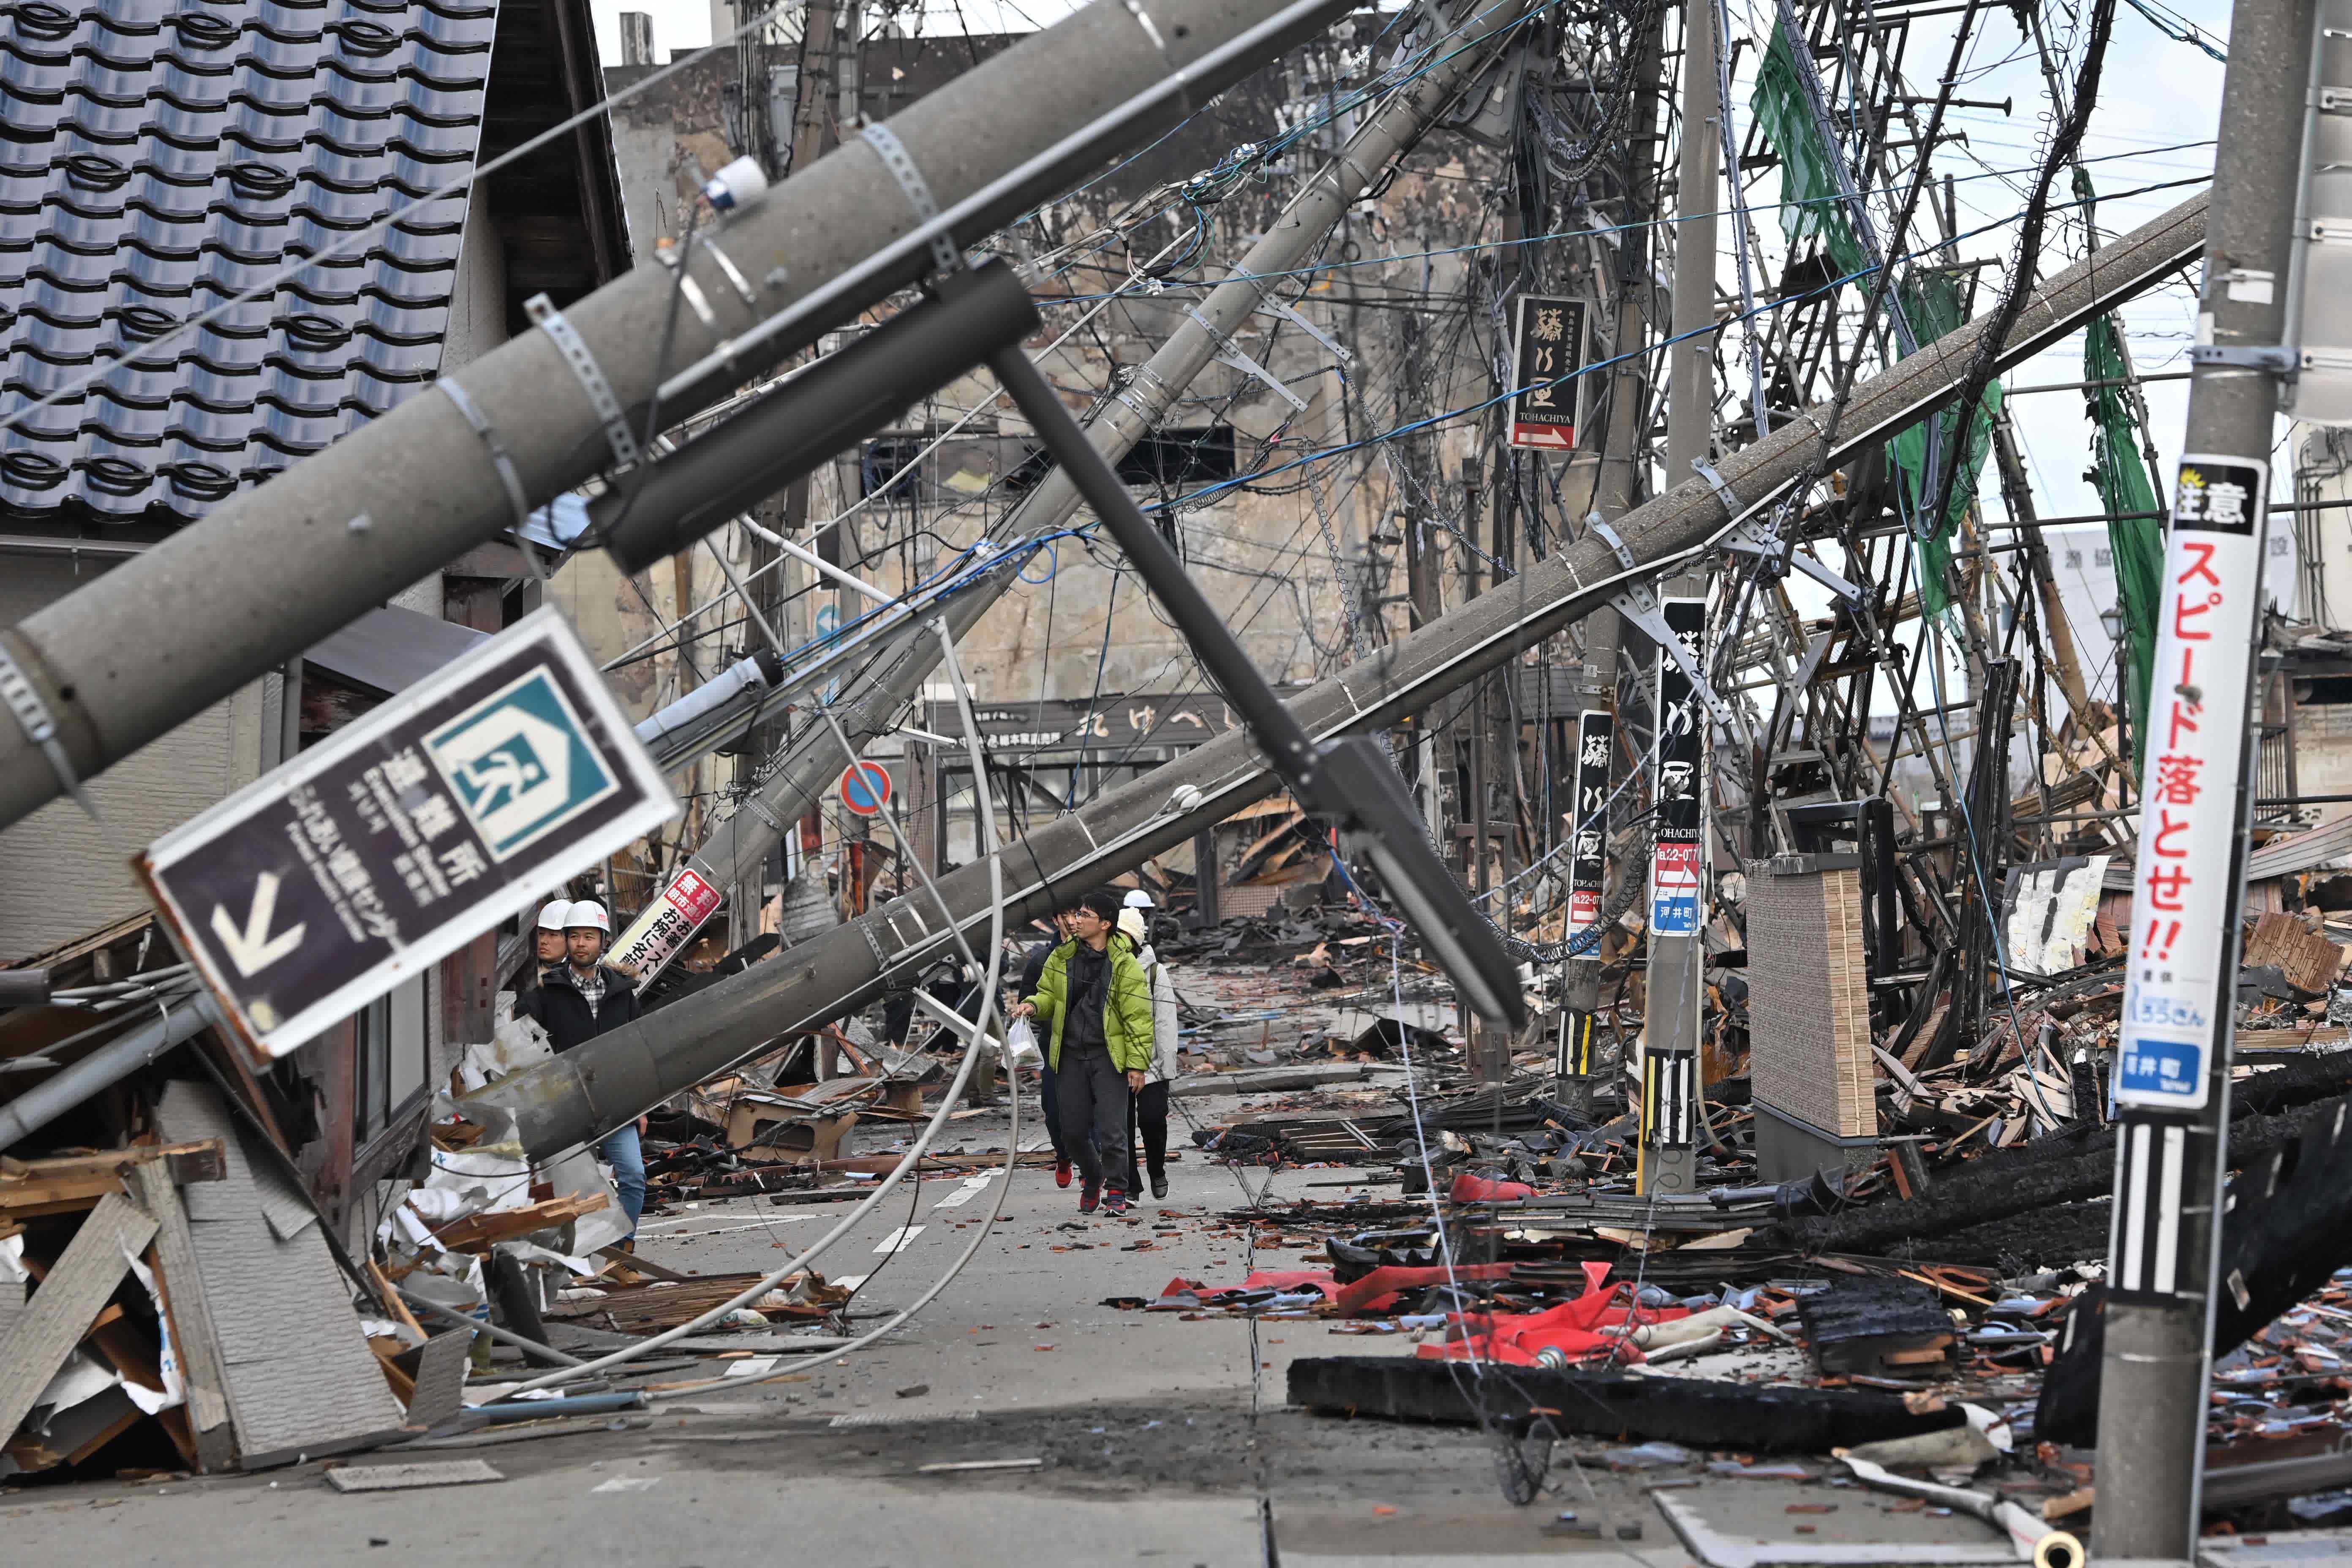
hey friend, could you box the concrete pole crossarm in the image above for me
[474,189,2213,1162]
[0,0,1354,833]
[636,0,1545,951]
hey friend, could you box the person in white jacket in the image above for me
[1117,903,1181,1199]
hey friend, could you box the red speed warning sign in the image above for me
[839,760,892,817]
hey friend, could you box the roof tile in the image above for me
[0,0,493,521]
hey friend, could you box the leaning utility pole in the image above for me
[2091,0,2308,1554]
[0,0,1354,833]
[603,0,1546,988]
[1636,0,1718,1194]
[1555,0,1666,1115]
[471,191,2210,1160]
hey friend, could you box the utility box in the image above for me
[1746,852,1879,1182]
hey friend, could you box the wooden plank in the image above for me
[0,1140,226,1219]
[129,1161,235,1470]
[0,1190,156,1444]
[367,1260,425,1341]
[428,1192,609,1252]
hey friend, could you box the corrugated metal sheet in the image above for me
[0,0,499,523]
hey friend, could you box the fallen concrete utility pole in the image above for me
[603,0,1547,989]
[0,0,1353,832]
[469,190,2209,1161]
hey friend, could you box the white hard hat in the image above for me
[564,900,611,934]
[1123,889,1156,908]
[537,901,572,931]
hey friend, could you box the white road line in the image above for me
[931,1171,1001,1210]
[641,1217,812,1241]
[832,1273,870,1290]
[873,1225,926,1255]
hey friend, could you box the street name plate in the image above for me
[139,608,677,1062]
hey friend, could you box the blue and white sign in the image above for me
[2118,1032,2205,1102]
[425,669,620,860]
[140,609,676,1063]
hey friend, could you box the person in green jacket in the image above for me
[1010,886,1155,1214]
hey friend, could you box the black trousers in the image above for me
[1125,1079,1169,1192]
[1057,1046,1131,1196]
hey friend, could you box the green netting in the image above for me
[2085,311,2161,756]
[1751,26,1996,617]
[2074,168,2162,758]
[1751,19,1868,278]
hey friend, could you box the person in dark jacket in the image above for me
[1018,910,1076,1187]
[518,900,648,1235]
[1013,887,1155,1215]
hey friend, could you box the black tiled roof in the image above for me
[0,0,497,524]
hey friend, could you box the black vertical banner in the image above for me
[1568,709,1613,932]
[1647,596,1707,938]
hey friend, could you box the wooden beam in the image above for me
[0,1140,225,1218]
[129,1162,235,1470]
[0,1190,157,1444]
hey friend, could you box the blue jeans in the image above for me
[597,1122,646,1236]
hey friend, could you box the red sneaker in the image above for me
[1054,1157,1073,1190]
[1079,1182,1100,1214]
[1104,1190,1131,1216]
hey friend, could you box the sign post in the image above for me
[139,609,676,1062]
[1639,594,1707,1194]
[1507,295,1587,452]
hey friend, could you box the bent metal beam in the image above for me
[473,191,2210,1160]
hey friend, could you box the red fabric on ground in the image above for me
[1417,1262,1690,1367]
[1333,1262,1515,1316]
[1448,1171,1536,1203]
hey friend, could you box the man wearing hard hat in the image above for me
[533,900,570,972]
[517,900,649,1237]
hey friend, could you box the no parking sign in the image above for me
[839,760,892,817]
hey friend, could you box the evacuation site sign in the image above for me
[2115,454,2270,1112]
[139,608,677,1063]
[1508,294,1587,452]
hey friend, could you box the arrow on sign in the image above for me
[211,873,305,977]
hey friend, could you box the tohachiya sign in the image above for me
[2115,455,2269,1114]
[1647,595,1707,938]
[1507,294,1587,451]
[139,609,676,1062]
[1567,709,1613,931]
[607,866,725,994]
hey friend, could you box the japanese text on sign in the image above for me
[2115,455,2269,1111]
[1568,710,1613,931]
[609,867,726,993]
[1648,596,1707,939]
[139,610,676,1063]
[1508,295,1588,452]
